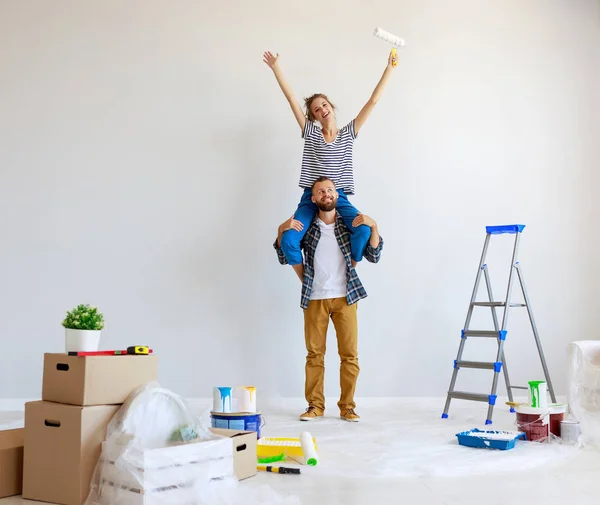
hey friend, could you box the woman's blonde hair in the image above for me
[304,93,336,122]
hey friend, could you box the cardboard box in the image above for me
[0,428,24,498]
[210,428,257,481]
[42,353,158,406]
[95,428,256,505]
[23,400,120,505]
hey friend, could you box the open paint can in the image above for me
[528,380,548,409]
[212,387,233,413]
[515,405,549,441]
[235,386,257,412]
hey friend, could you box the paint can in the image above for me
[235,386,257,412]
[548,404,567,437]
[212,387,233,413]
[528,380,548,409]
[210,411,264,438]
[515,405,549,442]
[560,420,581,443]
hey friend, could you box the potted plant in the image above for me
[62,304,104,352]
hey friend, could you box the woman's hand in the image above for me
[263,51,280,70]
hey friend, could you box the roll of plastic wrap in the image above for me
[568,340,600,447]
[300,431,318,466]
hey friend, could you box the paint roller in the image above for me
[373,27,405,66]
[300,431,318,466]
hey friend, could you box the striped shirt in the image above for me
[274,213,384,309]
[299,119,357,195]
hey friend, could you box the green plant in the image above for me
[62,304,104,330]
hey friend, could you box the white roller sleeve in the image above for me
[373,27,406,47]
[300,431,318,466]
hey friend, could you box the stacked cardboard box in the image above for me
[22,353,158,505]
[0,427,24,499]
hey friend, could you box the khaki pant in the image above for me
[303,297,359,413]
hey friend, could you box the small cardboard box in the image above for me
[23,400,120,505]
[0,428,24,498]
[42,353,158,406]
[209,428,257,481]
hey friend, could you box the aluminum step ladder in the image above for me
[441,224,556,425]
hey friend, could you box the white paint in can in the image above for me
[235,386,257,412]
[560,420,581,442]
[212,387,233,413]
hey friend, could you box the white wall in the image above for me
[1,0,599,402]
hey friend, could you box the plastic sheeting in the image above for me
[568,340,600,447]
[84,382,299,505]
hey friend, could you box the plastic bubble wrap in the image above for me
[567,340,600,446]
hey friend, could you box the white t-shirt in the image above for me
[310,218,347,300]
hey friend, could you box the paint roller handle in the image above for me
[277,466,301,474]
[389,49,398,68]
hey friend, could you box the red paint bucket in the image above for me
[548,404,567,437]
[515,406,549,442]
[515,404,567,441]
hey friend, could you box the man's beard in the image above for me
[315,198,337,212]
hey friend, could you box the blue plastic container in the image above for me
[210,411,263,438]
[455,428,526,450]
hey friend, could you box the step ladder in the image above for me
[441,224,556,425]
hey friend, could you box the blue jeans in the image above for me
[280,188,372,265]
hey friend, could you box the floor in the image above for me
[3,397,600,505]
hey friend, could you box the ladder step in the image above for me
[472,302,526,307]
[448,391,497,404]
[462,330,506,339]
[485,224,525,235]
[455,360,502,372]
[510,386,529,391]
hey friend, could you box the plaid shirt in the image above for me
[273,213,384,309]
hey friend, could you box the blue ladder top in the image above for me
[486,224,525,235]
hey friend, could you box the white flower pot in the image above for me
[65,328,101,352]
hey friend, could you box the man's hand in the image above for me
[279,216,303,233]
[352,213,380,250]
[275,215,305,282]
[277,216,303,248]
[352,213,376,229]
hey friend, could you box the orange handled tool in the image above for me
[68,346,152,356]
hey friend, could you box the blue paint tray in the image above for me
[456,428,526,450]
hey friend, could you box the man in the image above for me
[273,176,383,422]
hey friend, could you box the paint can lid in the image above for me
[514,405,550,415]
[548,403,567,414]
[210,411,262,416]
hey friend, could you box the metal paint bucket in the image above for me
[560,420,581,443]
[210,411,264,438]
